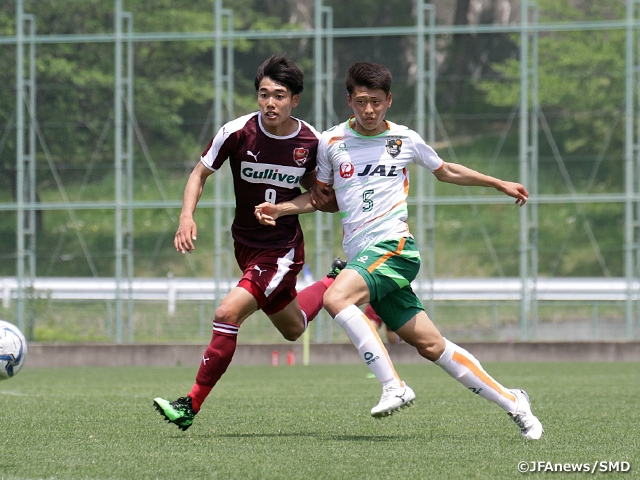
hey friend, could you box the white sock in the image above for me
[334,305,401,387]
[434,338,517,412]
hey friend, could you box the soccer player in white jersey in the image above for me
[255,62,543,439]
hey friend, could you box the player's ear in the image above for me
[387,93,392,107]
[291,93,300,108]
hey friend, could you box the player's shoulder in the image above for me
[296,117,322,140]
[222,111,259,136]
[319,121,348,144]
[386,120,419,137]
[386,121,428,146]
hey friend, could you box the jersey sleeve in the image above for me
[200,114,250,171]
[298,119,321,177]
[411,132,444,172]
[316,132,334,186]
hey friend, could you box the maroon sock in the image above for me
[297,277,333,324]
[189,321,239,412]
[188,383,212,413]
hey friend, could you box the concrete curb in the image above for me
[22,341,640,369]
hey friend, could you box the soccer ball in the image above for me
[0,320,28,380]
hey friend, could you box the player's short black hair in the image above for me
[254,54,304,95]
[345,62,392,96]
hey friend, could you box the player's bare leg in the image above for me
[155,259,348,431]
[396,312,543,439]
[324,269,415,417]
[268,299,308,341]
[154,287,257,430]
[269,258,346,340]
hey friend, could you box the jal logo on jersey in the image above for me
[357,164,400,177]
[293,148,309,166]
[386,138,402,158]
[339,162,355,178]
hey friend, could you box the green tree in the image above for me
[477,1,626,171]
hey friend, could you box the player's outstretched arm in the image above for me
[494,180,529,206]
[433,161,529,206]
[174,163,213,253]
[255,192,316,226]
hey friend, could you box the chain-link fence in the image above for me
[1,0,639,342]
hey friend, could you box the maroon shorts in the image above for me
[235,241,304,315]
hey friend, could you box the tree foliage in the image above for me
[0,0,631,277]
[477,0,626,158]
[0,0,323,189]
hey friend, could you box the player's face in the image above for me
[347,86,392,136]
[257,77,300,136]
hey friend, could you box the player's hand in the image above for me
[310,185,339,213]
[254,202,279,226]
[174,219,198,253]
[499,181,529,206]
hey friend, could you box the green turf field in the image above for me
[1,362,637,479]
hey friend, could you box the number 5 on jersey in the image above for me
[363,189,374,212]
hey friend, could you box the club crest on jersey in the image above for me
[293,148,309,166]
[339,162,355,178]
[386,138,402,158]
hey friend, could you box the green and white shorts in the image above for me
[347,236,424,331]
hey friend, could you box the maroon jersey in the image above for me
[200,112,319,248]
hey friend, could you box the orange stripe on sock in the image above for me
[452,351,516,402]
[363,313,402,384]
[367,237,406,274]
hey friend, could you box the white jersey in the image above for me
[317,118,444,261]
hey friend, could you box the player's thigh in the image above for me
[267,298,306,338]
[395,311,445,360]
[323,269,370,316]
[215,287,259,325]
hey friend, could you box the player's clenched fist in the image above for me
[310,184,339,213]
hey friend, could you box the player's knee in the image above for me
[280,326,303,342]
[415,337,446,361]
[322,287,346,317]
[214,303,241,325]
[283,332,300,342]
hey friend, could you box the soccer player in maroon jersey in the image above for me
[153,54,375,431]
